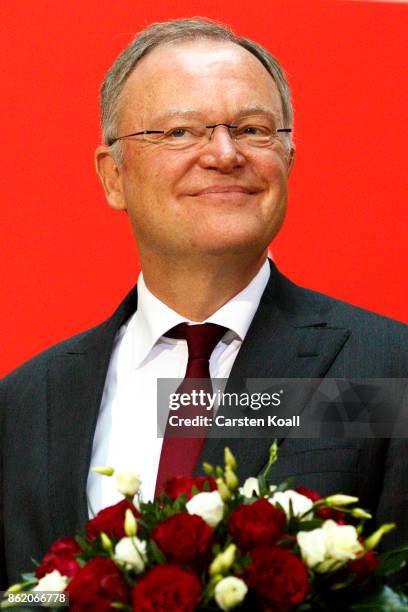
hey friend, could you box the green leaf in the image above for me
[20,573,36,582]
[350,585,408,610]
[75,534,94,554]
[257,474,267,495]
[148,540,167,565]
[376,546,408,577]
[275,477,295,492]
[294,519,324,531]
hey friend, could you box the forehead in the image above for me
[118,40,283,127]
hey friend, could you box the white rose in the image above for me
[186,491,224,527]
[214,576,248,611]
[239,478,277,498]
[114,537,147,573]
[323,519,363,562]
[33,570,68,595]
[115,470,141,497]
[297,528,328,568]
[269,490,314,520]
[297,520,363,573]
[240,477,260,498]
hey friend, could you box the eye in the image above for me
[243,126,261,135]
[167,127,189,138]
[239,124,270,136]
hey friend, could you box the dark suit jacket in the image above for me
[1,261,407,587]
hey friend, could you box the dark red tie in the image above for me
[154,323,227,497]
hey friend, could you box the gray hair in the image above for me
[100,18,293,156]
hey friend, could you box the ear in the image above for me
[95,145,127,211]
[287,143,296,176]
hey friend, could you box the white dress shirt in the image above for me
[86,260,270,513]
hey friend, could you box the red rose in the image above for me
[316,506,345,523]
[228,499,286,550]
[296,486,345,523]
[246,545,309,611]
[164,476,217,501]
[35,538,81,579]
[295,486,321,502]
[348,550,379,578]
[152,513,213,564]
[66,557,129,612]
[132,564,201,612]
[86,498,140,541]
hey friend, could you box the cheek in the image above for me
[249,148,290,186]
[124,151,187,201]
[121,160,159,213]
[122,159,190,238]
[257,166,288,200]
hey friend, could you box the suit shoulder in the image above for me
[0,322,108,391]
[302,286,407,333]
[271,271,408,374]
[1,284,138,392]
[275,270,407,334]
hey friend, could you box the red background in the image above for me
[1,0,407,377]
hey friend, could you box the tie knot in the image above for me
[166,322,227,360]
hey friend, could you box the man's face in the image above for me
[98,40,294,262]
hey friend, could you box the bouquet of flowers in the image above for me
[3,443,408,611]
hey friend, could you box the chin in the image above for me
[190,218,281,253]
[190,232,272,258]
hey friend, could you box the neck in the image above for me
[139,251,268,321]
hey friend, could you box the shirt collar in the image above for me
[130,259,270,368]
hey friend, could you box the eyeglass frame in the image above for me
[107,123,292,147]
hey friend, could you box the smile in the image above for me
[189,185,260,196]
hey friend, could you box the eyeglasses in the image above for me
[108,117,292,150]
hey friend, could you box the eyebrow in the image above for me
[234,104,280,122]
[151,109,203,123]
[151,104,280,124]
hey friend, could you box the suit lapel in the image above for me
[198,262,351,481]
[47,288,138,539]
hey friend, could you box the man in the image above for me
[1,18,407,587]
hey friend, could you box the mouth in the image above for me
[188,185,261,197]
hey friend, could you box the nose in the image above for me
[197,124,246,173]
